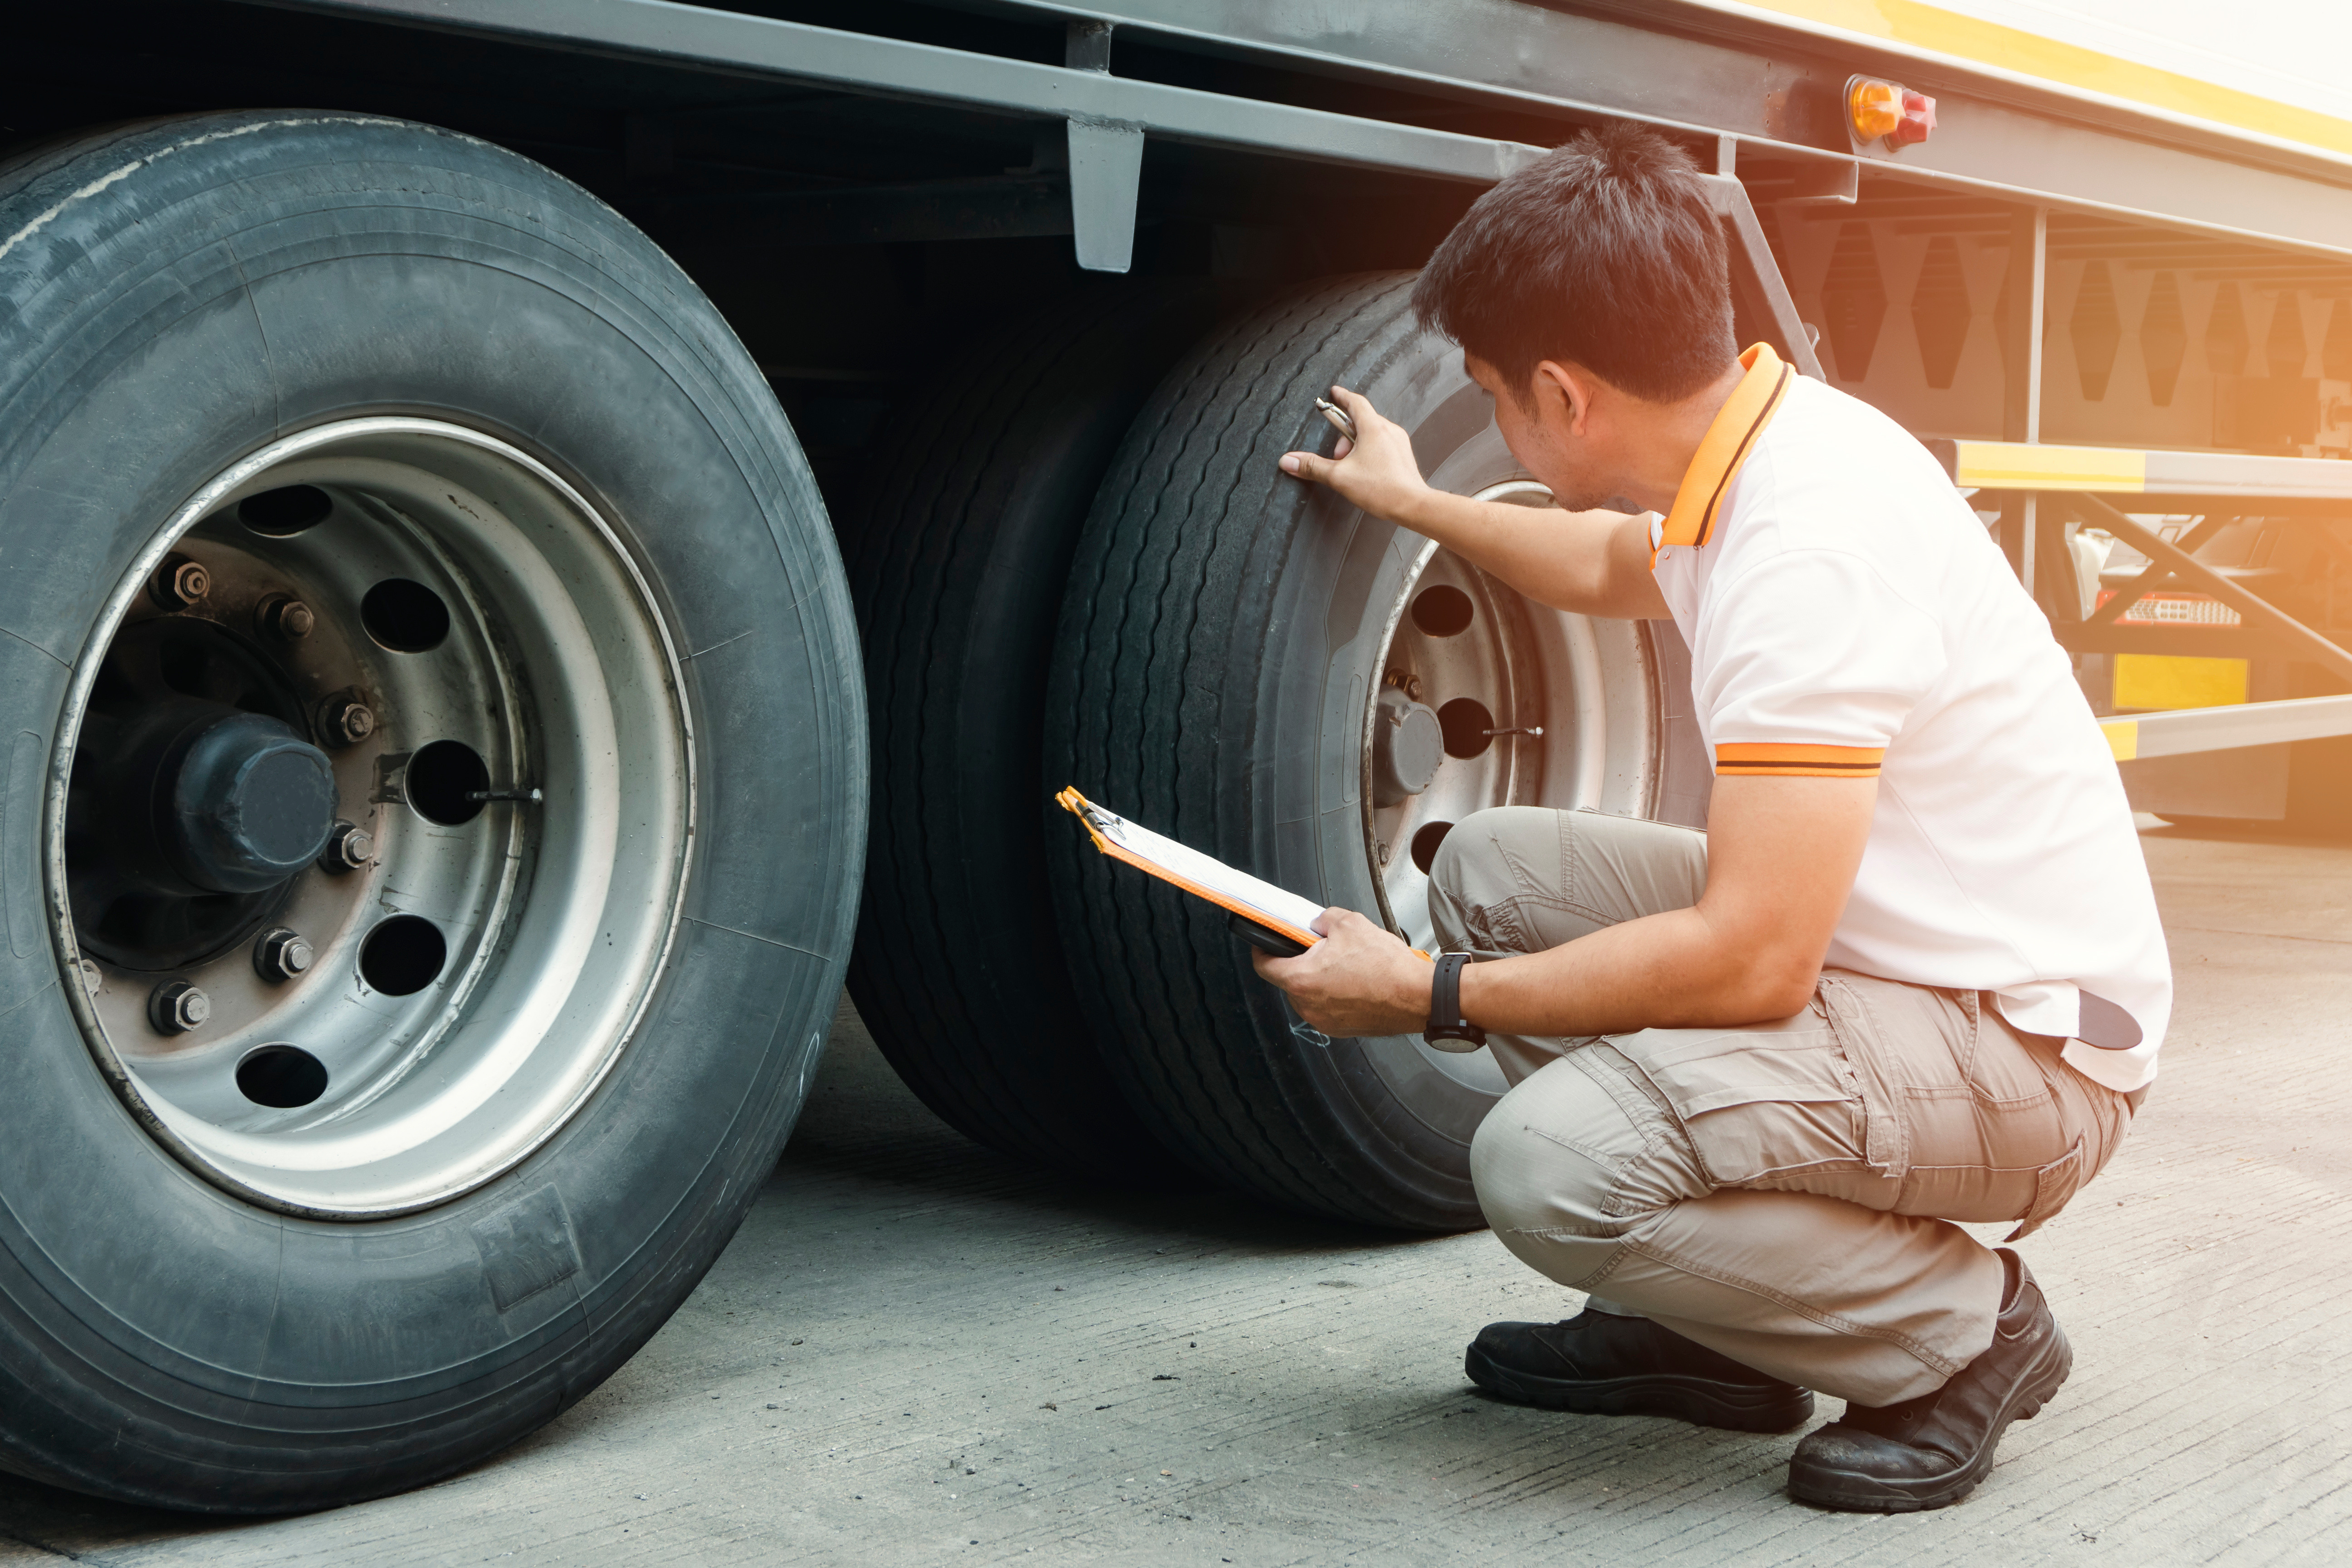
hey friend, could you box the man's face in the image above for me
[1464,353,1619,514]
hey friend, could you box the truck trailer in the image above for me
[0,0,2344,1512]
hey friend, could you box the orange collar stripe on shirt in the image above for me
[1715,742,1886,778]
[1657,343,1793,556]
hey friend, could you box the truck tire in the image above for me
[0,113,863,1510]
[1047,273,1705,1230]
[846,285,1213,1183]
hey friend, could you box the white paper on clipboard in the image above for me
[1054,787,1327,950]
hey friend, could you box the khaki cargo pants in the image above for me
[1431,807,2138,1406]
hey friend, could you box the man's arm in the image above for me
[1253,774,1876,1038]
[1280,387,1669,621]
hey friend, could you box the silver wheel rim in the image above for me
[48,418,693,1218]
[1354,438,1662,1126]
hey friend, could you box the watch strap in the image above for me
[1424,952,1487,1051]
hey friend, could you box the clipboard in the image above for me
[1056,787,1328,956]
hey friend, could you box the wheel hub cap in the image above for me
[167,712,337,893]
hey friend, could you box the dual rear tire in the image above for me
[854,273,1707,1228]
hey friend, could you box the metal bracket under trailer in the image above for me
[1939,438,2352,762]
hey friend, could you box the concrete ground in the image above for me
[0,821,2345,1567]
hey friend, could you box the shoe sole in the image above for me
[1786,1322,2074,1513]
[1464,1344,1815,1433]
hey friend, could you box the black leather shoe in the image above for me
[1465,1306,1814,1432]
[1787,1249,2071,1513]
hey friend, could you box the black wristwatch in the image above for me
[1423,953,1487,1052]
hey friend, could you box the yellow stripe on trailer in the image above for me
[1945,441,2146,492]
[1930,442,2352,502]
[2100,719,2139,763]
[1731,0,2352,159]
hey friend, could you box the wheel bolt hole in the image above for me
[237,1044,329,1109]
[405,740,490,825]
[360,915,447,997]
[362,579,452,653]
[1438,698,1496,759]
[238,485,333,537]
[1410,585,1475,638]
[1410,821,1454,875]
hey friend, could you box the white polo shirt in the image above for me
[1648,345,2171,1092]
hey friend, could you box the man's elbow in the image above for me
[1736,956,1823,1023]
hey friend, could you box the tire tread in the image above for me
[1047,274,1477,1228]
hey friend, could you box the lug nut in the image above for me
[319,691,377,747]
[147,978,211,1035]
[257,594,316,640]
[149,554,211,610]
[253,927,315,983]
[1383,668,1426,701]
[319,820,373,873]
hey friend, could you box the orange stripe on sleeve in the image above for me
[1714,743,1886,778]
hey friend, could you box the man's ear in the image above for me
[1532,360,1595,438]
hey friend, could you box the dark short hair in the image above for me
[1412,124,1737,404]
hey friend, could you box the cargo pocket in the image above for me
[1616,1015,1867,1188]
[2005,1136,2087,1241]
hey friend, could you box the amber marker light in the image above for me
[1847,75,1936,148]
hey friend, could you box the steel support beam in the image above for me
[244,0,1548,187]
[2086,515,2233,625]
[1701,174,1825,381]
[1997,207,2046,593]
[968,0,2352,260]
[1061,18,1140,273]
[2102,694,2352,762]
[1067,118,1143,271]
[239,0,2352,264]
[2056,493,2352,687]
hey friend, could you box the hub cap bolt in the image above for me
[149,554,211,610]
[147,979,211,1036]
[258,595,316,640]
[320,820,373,873]
[319,692,377,747]
[253,927,315,983]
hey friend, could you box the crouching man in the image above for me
[1257,124,2166,1513]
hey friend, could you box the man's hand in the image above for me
[1249,775,1876,1043]
[1279,386,1432,525]
[1277,384,1670,621]
[1251,907,1431,1037]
